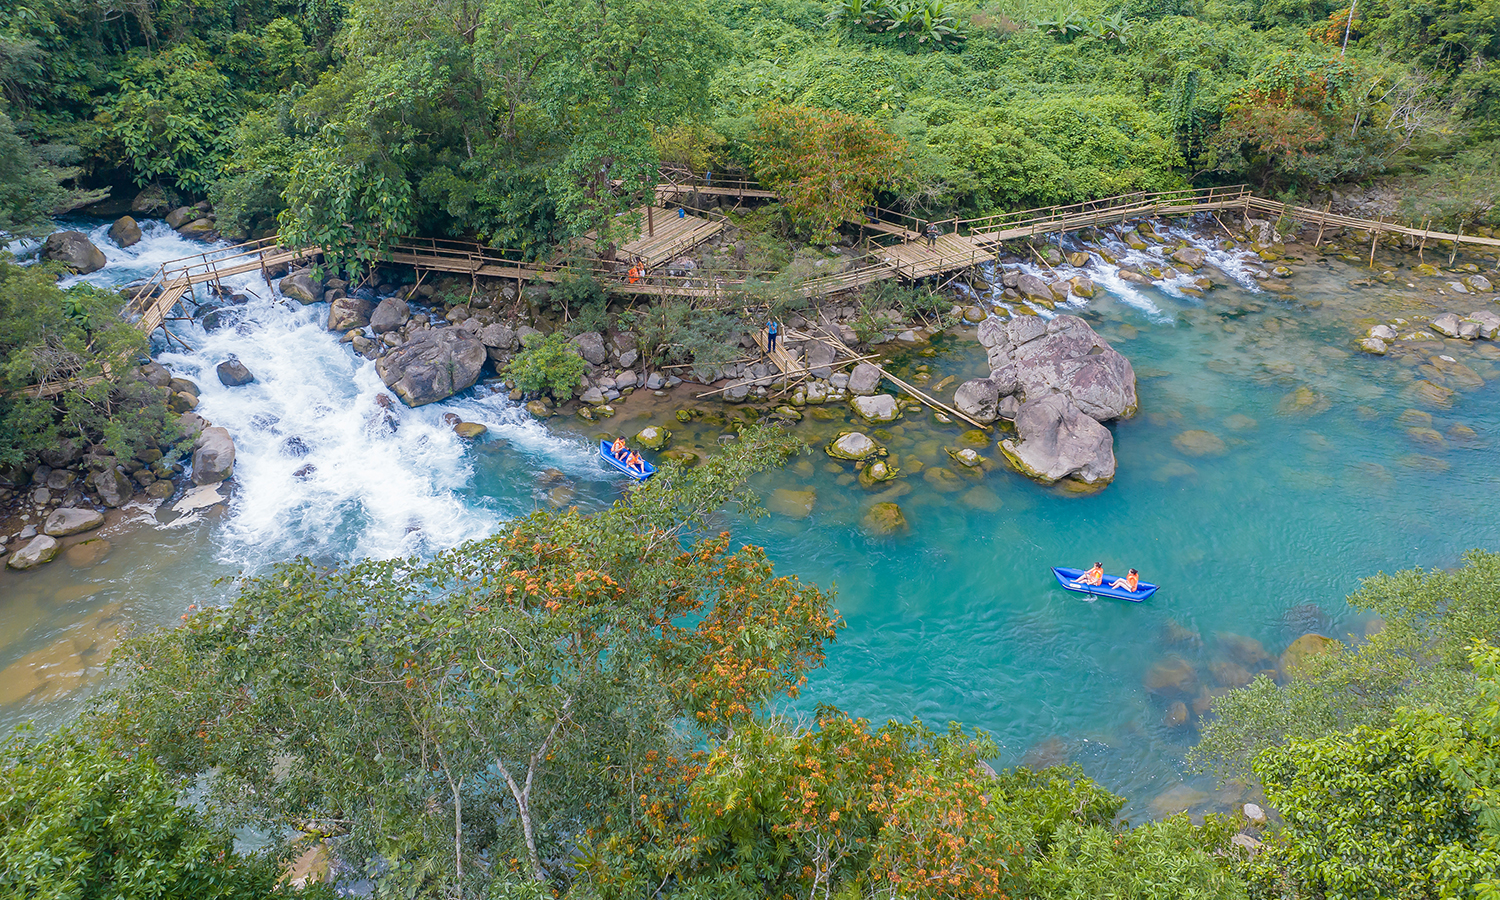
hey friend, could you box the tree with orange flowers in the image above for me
[107,424,840,898]
[749,103,906,243]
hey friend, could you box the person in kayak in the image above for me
[611,437,628,458]
[1109,568,1140,592]
[1074,562,1104,586]
[626,451,645,473]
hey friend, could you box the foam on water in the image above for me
[62,221,610,568]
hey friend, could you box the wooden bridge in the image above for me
[119,183,1500,349]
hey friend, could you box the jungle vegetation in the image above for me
[1,0,1497,254]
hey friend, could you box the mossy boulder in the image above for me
[826,431,881,461]
[862,502,908,536]
[858,458,898,488]
[636,425,670,450]
[1281,633,1339,674]
[660,449,702,467]
[768,488,816,519]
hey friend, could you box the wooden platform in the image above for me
[576,205,725,271]
[871,233,993,280]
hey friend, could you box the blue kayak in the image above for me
[1052,567,1157,602]
[599,441,656,480]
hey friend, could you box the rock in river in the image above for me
[7,535,59,570]
[109,215,141,248]
[42,231,107,274]
[370,297,410,334]
[862,502,908,536]
[216,357,255,386]
[328,295,373,331]
[636,425,670,450]
[1172,429,1227,457]
[376,327,487,406]
[44,507,104,537]
[192,426,236,485]
[1281,633,1339,673]
[850,394,900,423]
[768,488,816,519]
[278,270,324,304]
[953,378,1000,424]
[848,363,882,396]
[826,431,881,461]
[980,315,1137,421]
[999,394,1115,486]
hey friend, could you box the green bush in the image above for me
[503,331,586,400]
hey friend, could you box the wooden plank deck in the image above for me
[871,233,992,280]
[576,205,725,270]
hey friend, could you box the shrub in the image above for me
[503,331,586,400]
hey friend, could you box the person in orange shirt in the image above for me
[1110,568,1140,592]
[1074,562,1104,586]
[611,437,628,458]
[626,450,645,473]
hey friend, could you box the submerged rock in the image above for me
[1281,633,1339,673]
[768,488,816,519]
[999,394,1115,486]
[1172,429,1227,457]
[861,502,908,536]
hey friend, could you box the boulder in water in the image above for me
[862,502,907,536]
[453,422,487,439]
[108,216,141,248]
[636,426,670,450]
[1469,311,1500,339]
[1144,657,1198,697]
[370,297,410,334]
[178,218,218,240]
[768,488,816,518]
[216,358,254,387]
[848,363,881,396]
[1172,429,1227,457]
[42,231,107,274]
[191,426,236,485]
[479,323,518,350]
[826,431,880,461]
[44,507,104,537]
[1171,246,1206,268]
[375,327,487,406]
[1281,633,1339,674]
[165,206,196,229]
[953,378,1000,424]
[91,466,134,507]
[999,394,1115,486]
[1431,313,1463,338]
[850,393,899,423]
[983,315,1136,421]
[327,295,373,331]
[279,270,324,305]
[6,535,59,570]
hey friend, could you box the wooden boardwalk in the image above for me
[575,204,725,270]
[115,184,1500,350]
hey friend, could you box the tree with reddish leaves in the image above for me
[749,103,906,243]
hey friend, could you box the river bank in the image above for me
[4,208,1500,818]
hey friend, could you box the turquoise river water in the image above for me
[3,217,1498,817]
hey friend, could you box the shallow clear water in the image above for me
[5,218,1499,816]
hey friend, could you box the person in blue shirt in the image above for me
[767,320,779,353]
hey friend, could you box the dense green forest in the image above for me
[6,431,1500,897]
[2,0,1498,253]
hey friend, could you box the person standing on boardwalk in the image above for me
[767,319,779,354]
[925,222,940,248]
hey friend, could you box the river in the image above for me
[4,216,1497,816]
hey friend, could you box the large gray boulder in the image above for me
[327,295,373,331]
[7,535,59,570]
[44,507,104,537]
[953,378,1000,424]
[981,314,1136,421]
[279,270,324,305]
[1015,274,1055,304]
[41,231,107,274]
[999,393,1116,486]
[109,216,142,248]
[216,358,254,386]
[370,297,410,334]
[572,331,608,366]
[165,206,196,229]
[479,323,518,351]
[192,426,236,485]
[1468,311,1500,339]
[375,327,487,406]
[848,363,882,396]
[91,466,134,507]
[850,393,899,423]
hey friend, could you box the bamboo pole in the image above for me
[1314,201,1332,247]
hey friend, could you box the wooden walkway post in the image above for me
[1314,202,1332,247]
